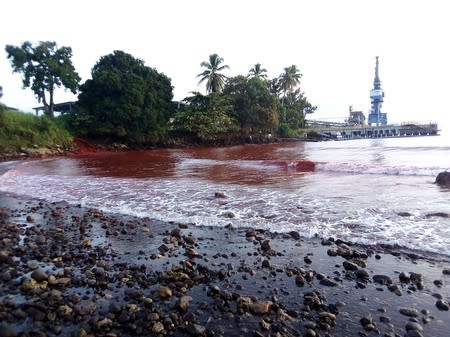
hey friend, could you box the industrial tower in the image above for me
[368,56,387,125]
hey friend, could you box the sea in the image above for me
[1,133,449,256]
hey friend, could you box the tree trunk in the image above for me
[48,86,54,118]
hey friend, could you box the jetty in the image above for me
[306,121,439,140]
[304,57,439,141]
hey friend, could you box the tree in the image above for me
[224,76,280,132]
[5,41,80,117]
[197,53,229,93]
[282,89,317,130]
[279,65,302,100]
[0,85,3,98]
[73,50,173,143]
[248,63,268,80]
[173,92,238,141]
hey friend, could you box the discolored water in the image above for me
[1,135,450,255]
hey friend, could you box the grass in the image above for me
[0,108,73,153]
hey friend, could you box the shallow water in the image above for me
[1,135,450,255]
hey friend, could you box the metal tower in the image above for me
[368,56,387,125]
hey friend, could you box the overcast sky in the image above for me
[1,0,449,129]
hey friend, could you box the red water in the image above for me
[68,143,314,184]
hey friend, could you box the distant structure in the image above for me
[368,56,387,125]
[33,101,76,116]
[346,105,366,126]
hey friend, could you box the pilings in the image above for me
[312,123,439,140]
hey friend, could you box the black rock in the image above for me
[435,171,450,186]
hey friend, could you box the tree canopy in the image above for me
[73,50,173,144]
[248,63,268,80]
[173,92,237,142]
[197,54,229,93]
[5,41,80,117]
[223,76,280,132]
[279,65,302,99]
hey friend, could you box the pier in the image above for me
[308,122,439,140]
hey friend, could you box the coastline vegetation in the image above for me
[0,108,72,154]
[1,40,317,154]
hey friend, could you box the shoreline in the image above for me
[1,192,450,336]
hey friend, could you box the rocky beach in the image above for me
[1,192,450,337]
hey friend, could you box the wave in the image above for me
[315,162,445,177]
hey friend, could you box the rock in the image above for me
[260,319,271,331]
[74,300,96,316]
[388,284,402,296]
[249,301,272,314]
[260,240,277,256]
[343,260,359,271]
[220,211,235,218]
[97,318,112,328]
[435,171,450,187]
[156,286,172,298]
[185,247,200,257]
[404,330,424,337]
[56,277,71,287]
[372,274,393,285]
[360,314,373,326]
[187,323,206,336]
[262,259,271,268]
[152,322,165,334]
[289,231,301,240]
[355,269,370,280]
[295,275,306,287]
[214,192,227,198]
[27,260,39,270]
[21,278,47,292]
[399,272,410,283]
[443,268,450,275]
[57,305,73,316]
[405,322,423,332]
[399,307,419,317]
[26,215,35,222]
[436,299,450,311]
[177,295,193,312]
[319,278,339,287]
[31,269,48,282]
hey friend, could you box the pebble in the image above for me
[405,321,423,332]
[156,286,173,298]
[320,278,339,287]
[31,269,48,282]
[249,301,272,314]
[436,299,450,311]
[152,322,165,334]
[372,274,393,285]
[399,308,419,317]
[343,260,359,271]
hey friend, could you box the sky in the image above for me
[1,0,449,129]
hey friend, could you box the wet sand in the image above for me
[1,192,450,337]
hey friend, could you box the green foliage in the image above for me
[0,109,72,152]
[248,63,268,80]
[282,89,317,128]
[224,76,280,132]
[279,65,302,98]
[173,92,238,141]
[5,41,80,117]
[197,54,229,93]
[72,50,173,144]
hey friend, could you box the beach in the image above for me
[1,192,450,337]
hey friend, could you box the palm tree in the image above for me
[279,65,302,98]
[197,54,229,93]
[248,63,268,79]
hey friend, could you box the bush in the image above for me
[0,109,72,152]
